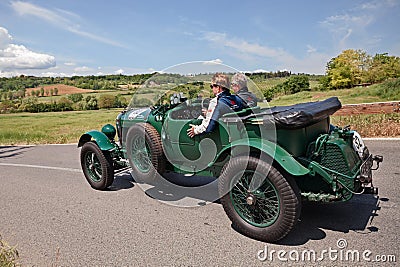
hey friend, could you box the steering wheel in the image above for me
[201,98,211,109]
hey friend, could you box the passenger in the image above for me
[231,73,258,108]
[187,73,244,138]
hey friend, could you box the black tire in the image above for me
[126,123,165,183]
[218,156,301,243]
[80,141,114,190]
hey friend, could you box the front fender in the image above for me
[78,130,116,151]
[216,138,309,176]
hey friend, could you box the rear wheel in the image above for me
[126,123,165,183]
[219,156,301,242]
[80,141,114,190]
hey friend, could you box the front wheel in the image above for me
[80,141,114,190]
[126,123,165,184]
[218,156,301,243]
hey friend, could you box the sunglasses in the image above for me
[210,84,219,89]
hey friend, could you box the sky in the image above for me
[0,0,399,77]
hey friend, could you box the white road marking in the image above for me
[364,138,400,141]
[0,163,81,172]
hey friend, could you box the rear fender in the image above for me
[216,139,309,176]
[78,130,116,151]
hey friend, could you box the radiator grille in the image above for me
[320,142,355,200]
[321,143,350,176]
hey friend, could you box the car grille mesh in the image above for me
[321,143,350,176]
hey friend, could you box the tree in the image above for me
[54,88,58,95]
[267,75,310,98]
[366,53,400,83]
[98,94,115,109]
[114,94,128,108]
[67,93,83,103]
[283,75,310,94]
[40,87,45,97]
[325,49,370,89]
[85,96,98,110]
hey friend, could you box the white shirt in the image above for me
[193,96,218,135]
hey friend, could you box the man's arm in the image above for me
[187,98,217,137]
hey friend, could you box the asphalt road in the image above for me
[0,140,398,266]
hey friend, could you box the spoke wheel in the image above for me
[230,170,280,227]
[126,123,165,183]
[80,141,114,190]
[219,156,301,243]
[130,134,152,173]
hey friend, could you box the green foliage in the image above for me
[366,53,400,83]
[67,93,83,103]
[97,94,128,109]
[245,70,291,81]
[84,96,98,110]
[266,75,310,98]
[0,234,20,266]
[283,75,310,94]
[130,96,153,107]
[98,94,115,109]
[0,74,154,93]
[371,78,400,100]
[324,49,400,90]
[115,94,128,108]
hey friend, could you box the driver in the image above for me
[187,73,244,138]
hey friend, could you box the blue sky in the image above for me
[0,0,399,77]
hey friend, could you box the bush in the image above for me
[98,94,115,109]
[130,96,153,107]
[67,93,83,103]
[266,75,310,99]
[84,96,98,110]
[283,75,310,94]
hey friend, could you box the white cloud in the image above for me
[0,27,12,49]
[361,0,398,10]
[318,0,398,51]
[202,59,223,65]
[307,45,317,53]
[0,27,55,74]
[10,1,127,48]
[64,62,76,66]
[114,69,124,74]
[201,31,330,74]
[202,32,288,58]
[74,66,93,72]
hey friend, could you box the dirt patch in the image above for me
[26,84,95,96]
[335,101,400,115]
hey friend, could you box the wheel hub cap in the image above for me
[246,195,256,205]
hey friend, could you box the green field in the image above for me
[0,109,119,145]
[267,87,393,107]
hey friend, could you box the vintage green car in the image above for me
[78,94,382,242]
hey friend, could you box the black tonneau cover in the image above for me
[269,97,342,129]
[221,97,342,129]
